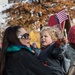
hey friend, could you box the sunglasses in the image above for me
[18,33,29,39]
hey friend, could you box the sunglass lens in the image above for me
[23,33,29,39]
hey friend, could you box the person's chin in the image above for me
[26,42,30,47]
[23,43,30,47]
[27,43,30,47]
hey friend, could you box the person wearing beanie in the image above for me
[67,26,75,75]
[68,26,75,49]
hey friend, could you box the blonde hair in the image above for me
[40,26,62,42]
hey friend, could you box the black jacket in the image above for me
[38,42,65,75]
[3,47,58,75]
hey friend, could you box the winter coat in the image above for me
[66,44,75,75]
[38,42,71,75]
[2,45,57,75]
[66,44,75,67]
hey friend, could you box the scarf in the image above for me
[7,45,33,53]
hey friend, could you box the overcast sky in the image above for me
[0,0,8,5]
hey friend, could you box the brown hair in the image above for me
[0,25,22,75]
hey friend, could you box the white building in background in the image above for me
[0,0,8,31]
[0,0,32,5]
[0,0,8,5]
[8,0,32,3]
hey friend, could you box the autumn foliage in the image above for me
[1,0,75,47]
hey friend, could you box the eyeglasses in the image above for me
[18,33,29,39]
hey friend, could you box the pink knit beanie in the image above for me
[68,26,75,44]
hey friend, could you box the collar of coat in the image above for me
[7,45,33,53]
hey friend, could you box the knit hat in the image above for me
[68,26,75,44]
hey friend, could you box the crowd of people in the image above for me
[0,25,75,75]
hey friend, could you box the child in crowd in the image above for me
[38,26,70,75]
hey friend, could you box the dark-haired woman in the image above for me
[0,25,56,75]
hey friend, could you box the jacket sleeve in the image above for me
[51,44,64,59]
[52,44,71,74]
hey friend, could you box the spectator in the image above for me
[67,26,75,75]
[0,25,54,75]
[38,26,70,75]
[32,42,41,56]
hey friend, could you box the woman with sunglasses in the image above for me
[0,25,57,75]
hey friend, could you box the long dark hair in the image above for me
[0,25,22,75]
